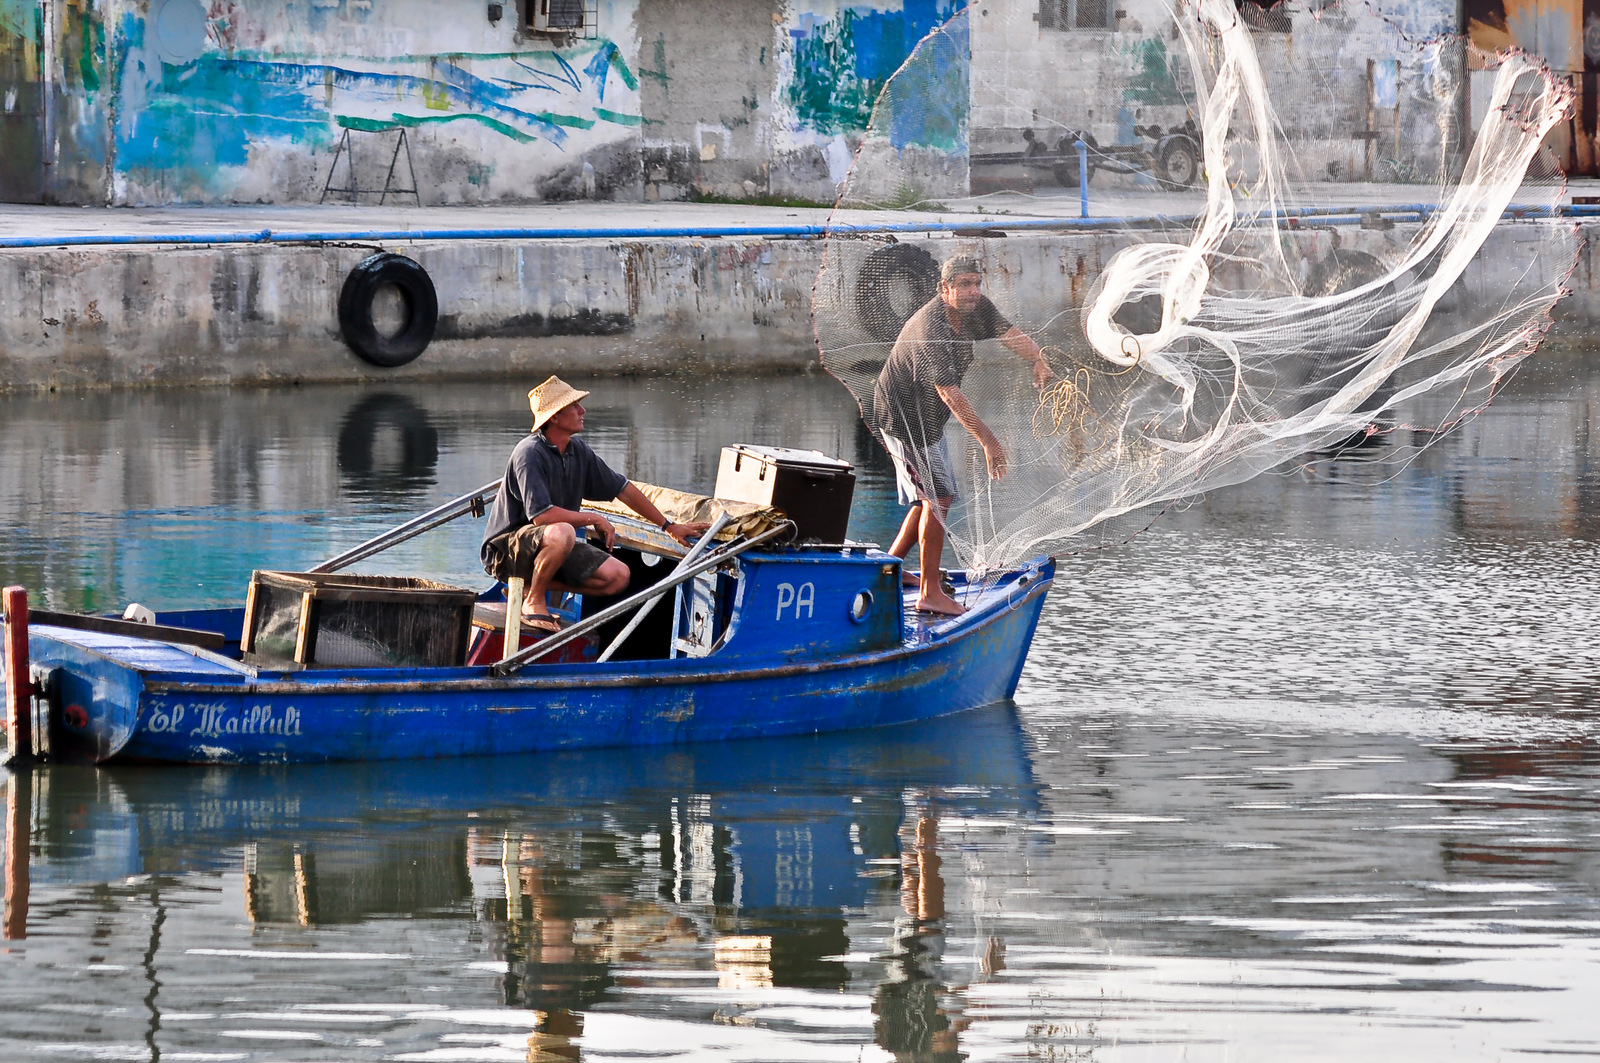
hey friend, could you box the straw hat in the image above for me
[528,375,590,431]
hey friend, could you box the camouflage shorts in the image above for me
[483,523,611,587]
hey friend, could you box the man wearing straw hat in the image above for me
[481,376,708,634]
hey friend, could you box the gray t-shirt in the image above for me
[480,431,628,570]
[872,294,1012,448]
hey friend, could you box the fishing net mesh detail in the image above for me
[813,0,1579,580]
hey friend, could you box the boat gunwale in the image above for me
[136,562,1054,698]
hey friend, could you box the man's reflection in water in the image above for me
[497,833,610,1063]
[874,805,966,1063]
[525,1008,583,1063]
[491,829,702,1063]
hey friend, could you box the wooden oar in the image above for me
[26,609,225,650]
[311,478,502,574]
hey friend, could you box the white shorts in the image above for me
[882,434,957,505]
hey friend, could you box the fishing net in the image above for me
[814,0,1579,578]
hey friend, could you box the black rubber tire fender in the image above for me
[1303,249,1398,417]
[1303,249,1389,298]
[338,252,439,368]
[854,242,940,344]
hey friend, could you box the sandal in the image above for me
[519,612,564,635]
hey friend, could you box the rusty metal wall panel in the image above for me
[1470,0,1584,68]
[1506,0,1583,70]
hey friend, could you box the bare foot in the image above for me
[901,570,921,588]
[916,588,965,616]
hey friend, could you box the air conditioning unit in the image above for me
[529,0,584,32]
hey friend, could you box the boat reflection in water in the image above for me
[4,702,1038,1062]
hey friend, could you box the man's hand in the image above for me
[985,439,1008,481]
[938,382,1009,482]
[587,512,617,551]
[1031,356,1055,389]
[667,521,713,547]
[1001,327,1053,389]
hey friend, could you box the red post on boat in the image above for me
[3,770,28,940]
[3,586,31,763]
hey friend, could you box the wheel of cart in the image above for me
[1155,133,1201,190]
[1052,133,1097,187]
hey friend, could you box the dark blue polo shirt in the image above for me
[480,431,629,568]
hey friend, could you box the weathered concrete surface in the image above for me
[0,0,967,209]
[10,0,1600,214]
[971,0,1465,183]
[0,236,827,389]
[0,193,1593,392]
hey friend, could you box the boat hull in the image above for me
[31,559,1053,765]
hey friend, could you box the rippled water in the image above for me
[2,362,1598,1060]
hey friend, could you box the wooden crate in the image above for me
[241,571,477,669]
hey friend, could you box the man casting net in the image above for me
[813,0,1580,588]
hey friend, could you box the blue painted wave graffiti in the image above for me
[113,10,642,188]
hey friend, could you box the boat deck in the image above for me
[28,625,246,677]
[14,568,1025,682]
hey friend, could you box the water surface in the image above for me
[1,363,1598,1061]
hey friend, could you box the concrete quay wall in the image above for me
[0,236,825,391]
[0,220,1591,392]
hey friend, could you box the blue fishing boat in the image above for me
[3,465,1054,766]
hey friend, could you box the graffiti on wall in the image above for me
[107,0,642,198]
[1122,37,1185,107]
[863,6,967,153]
[785,0,958,143]
[1374,1,1460,40]
[0,0,109,203]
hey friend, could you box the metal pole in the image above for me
[40,0,56,185]
[596,512,734,664]
[3,587,31,765]
[1076,139,1089,219]
[310,478,501,574]
[492,522,792,676]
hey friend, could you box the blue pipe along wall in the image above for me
[0,203,1593,249]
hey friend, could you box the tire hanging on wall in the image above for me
[855,242,940,344]
[338,252,439,367]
